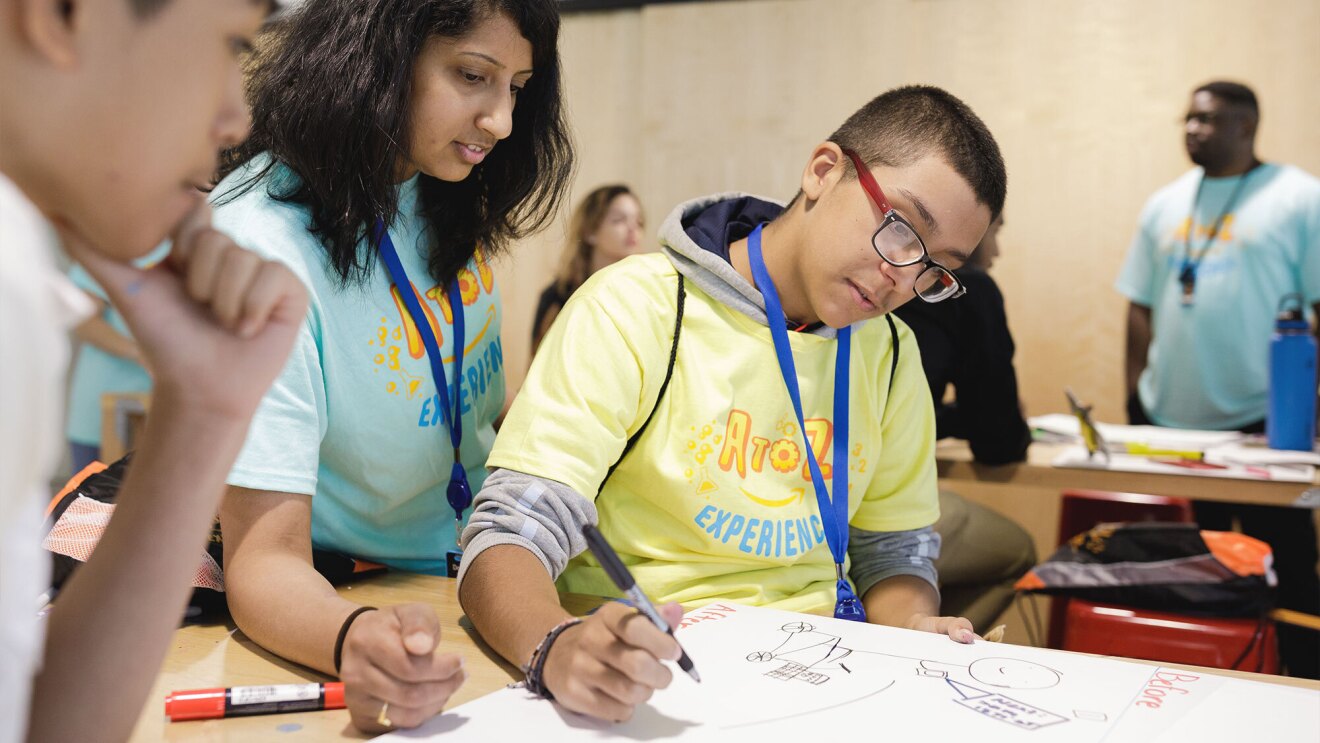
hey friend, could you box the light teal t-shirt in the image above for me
[64,267,152,446]
[1115,163,1320,429]
[213,155,505,572]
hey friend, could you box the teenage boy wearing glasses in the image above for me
[458,85,1005,722]
[1117,81,1320,679]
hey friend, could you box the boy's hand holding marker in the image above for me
[339,604,468,733]
[60,201,307,420]
[542,601,686,723]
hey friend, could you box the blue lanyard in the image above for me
[373,220,473,536]
[747,224,866,622]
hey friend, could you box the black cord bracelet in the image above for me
[522,617,582,700]
[333,606,378,675]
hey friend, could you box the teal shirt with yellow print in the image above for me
[1116,163,1320,429]
[214,155,506,572]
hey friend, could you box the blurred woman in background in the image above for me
[531,184,644,353]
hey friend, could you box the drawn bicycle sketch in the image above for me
[742,621,1096,732]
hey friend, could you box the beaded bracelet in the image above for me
[521,617,583,700]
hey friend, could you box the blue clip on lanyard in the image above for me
[373,220,472,544]
[747,224,865,622]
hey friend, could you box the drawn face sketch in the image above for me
[967,658,1062,689]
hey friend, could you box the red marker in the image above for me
[165,682,345,722]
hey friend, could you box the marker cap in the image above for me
[324,682,345,709]
[164,688,226,721]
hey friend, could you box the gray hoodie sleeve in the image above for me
[456,468,596,587]
[847,525,941,599]
[458,470,941,602]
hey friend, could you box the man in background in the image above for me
[1116,80,1320,678]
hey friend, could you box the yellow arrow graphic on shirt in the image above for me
[739,487,805,508]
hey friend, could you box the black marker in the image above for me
[582,524,701,683]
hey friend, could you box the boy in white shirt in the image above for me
[0,2,307,740]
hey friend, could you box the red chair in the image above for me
[1046,489,1279,674]
[1056,489,1194,545]
[1048,489,1195,648]
[1059,599,1279,673]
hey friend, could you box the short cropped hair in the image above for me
[1194,80,1259,120]
[828,85,1006,219]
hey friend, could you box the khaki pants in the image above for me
[932,490,1037,631]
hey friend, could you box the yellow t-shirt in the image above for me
[490,253,939,613]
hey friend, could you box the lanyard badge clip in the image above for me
[447,461,473,544]
[834,585,866,621]
[833,564,865,621]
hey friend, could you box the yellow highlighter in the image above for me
[1124,442,1205,460]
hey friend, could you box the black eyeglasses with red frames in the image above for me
[841,148,966,303]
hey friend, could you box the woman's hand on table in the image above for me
[339,604,468,732]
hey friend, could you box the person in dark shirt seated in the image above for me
[895,215,1036,630]
[897,214,1031,463]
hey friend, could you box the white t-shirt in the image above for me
[0,172,91,743]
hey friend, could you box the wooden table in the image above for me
[129,574,608,741]
[936,440,1320,509]
[130,573,1318,741]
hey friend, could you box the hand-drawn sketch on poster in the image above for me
[380,602,1320,743]
[733,616,1071,731]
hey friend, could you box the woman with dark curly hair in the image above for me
[209,0,572,732]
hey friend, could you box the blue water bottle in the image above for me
[1267,294,1318,451]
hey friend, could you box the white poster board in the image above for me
[381,603,1319,742]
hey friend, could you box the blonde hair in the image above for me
[552,184,637,296]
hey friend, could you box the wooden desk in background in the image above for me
[933,440,1320,648]
[130,574,1317,742]
[936,440,1320,509]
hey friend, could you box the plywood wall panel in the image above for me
[496,0,1320,422]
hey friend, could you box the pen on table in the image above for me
[582,524,701,683]
[165,682,345,722]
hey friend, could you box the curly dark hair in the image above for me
[215,0,574,286]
